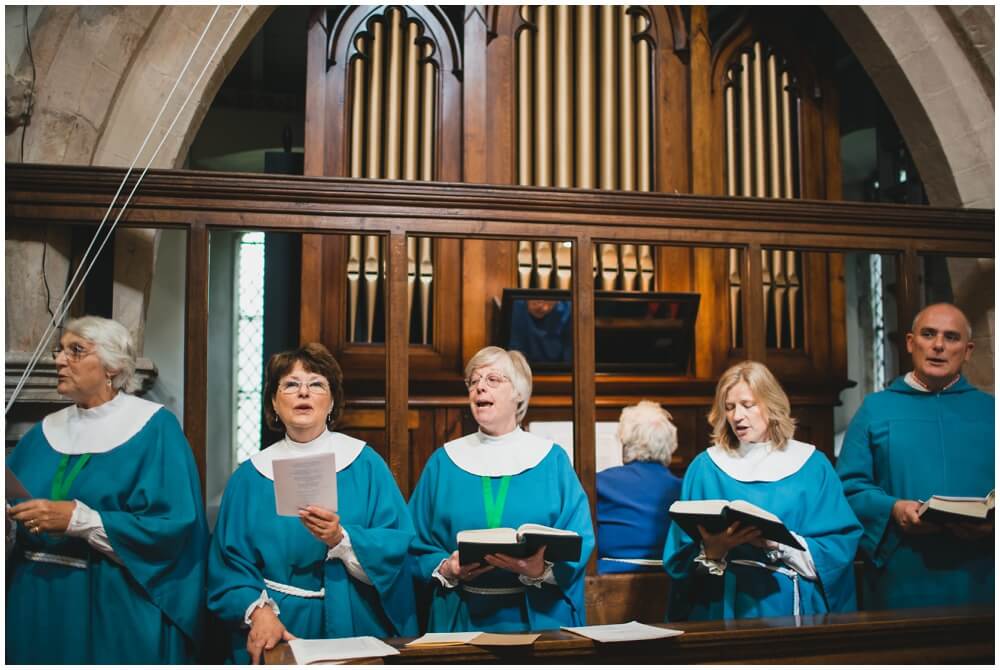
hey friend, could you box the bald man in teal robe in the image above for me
[837,303,994,609]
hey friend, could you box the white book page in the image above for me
[517,523,578,536]
[563,621,685,642]
[289,636,399,664]
[457,528,517,544]
[272,452,337,517]
[405,632,484,647]
[668,500,729,515]
[727,499,782,523]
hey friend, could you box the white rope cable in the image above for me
[6,5,243,415]
[5,6,224,415]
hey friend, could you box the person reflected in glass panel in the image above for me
[596,401,683,574]
[408,346,594,632]
[663,361,862,620]
[206,343,416,664]
[508,299,572,364]
[837,303,994,609]
[6,316,209,664]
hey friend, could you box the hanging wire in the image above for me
[6,5,245,415]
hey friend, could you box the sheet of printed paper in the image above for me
[272,451,337,516]
[563,621,685,642]
[405,632,484,647]
[288,636,399,664]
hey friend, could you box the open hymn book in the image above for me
[668,499,804,550]
[457,523,582,565]
[918,490,995,524]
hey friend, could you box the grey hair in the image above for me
[62,316,140,393]
[617,400,678,465]
[911,302,973,339]
[464,346,533,423]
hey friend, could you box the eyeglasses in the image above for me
[278,379,331,395]
[51,344,96,362]
[465,373,509,390]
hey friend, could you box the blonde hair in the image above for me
[464,346,533,423]
[63,316,140,393]
[617,400,678,465]
[708,361,796,452]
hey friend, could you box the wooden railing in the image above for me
[263,606,994,664]
[6,163,994,532]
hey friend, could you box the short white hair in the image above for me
[464,346,533,423]
[63,316,140,393]
[617,400,678,465]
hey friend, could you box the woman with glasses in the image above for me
[6,316,209,663]
[408,346,594,632]
[207,343,416,664]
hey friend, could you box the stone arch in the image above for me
[826,6,994,209]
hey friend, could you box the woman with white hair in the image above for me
[6,315,208,663]
[596,401,683,574]
[408,346,594,632]
[662,361,861,621]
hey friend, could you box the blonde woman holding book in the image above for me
[662,361,862,620]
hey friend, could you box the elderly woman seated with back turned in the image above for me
[596,400,683,574]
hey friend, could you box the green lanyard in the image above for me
[50,453,91,501]
[481,476,511,529]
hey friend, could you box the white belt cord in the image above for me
[264,578,325,599]
[730,559,801,616]
[461,584,526,596]
[24,550,88,570]
[599,557,663,567]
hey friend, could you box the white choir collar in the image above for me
[251,430,366,481]
[42,392,163,455]
[706,438,815,483]
[444,427,554,477]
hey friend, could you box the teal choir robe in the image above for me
[836,375,995,609]
[408,431,595,632]
[207,436,416,663]
[663,442,862,621]
[6,401,208,664]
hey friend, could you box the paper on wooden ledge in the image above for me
[562,621,685,642]
[288,636,398,664]
[405,631,484,647]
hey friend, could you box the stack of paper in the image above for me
[563,621,685,642]
[288,636,399,664]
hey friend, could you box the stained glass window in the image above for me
[235,232,265,464]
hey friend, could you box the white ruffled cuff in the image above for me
[765,532,818,580]
[325,528,373,585]
[243,589,280,626]
[693,545,727,576]
[518,560,556,588]
[432,557,460,589]
[65,499,122,564]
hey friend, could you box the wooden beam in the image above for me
[897,247,921,374]
[385,230,410,494]
[572,234,597,574]
[184,222,209,496]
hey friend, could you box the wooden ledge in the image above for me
[264,605,994,664]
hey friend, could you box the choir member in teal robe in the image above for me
[409,347,594,632]
[6,316,208,664]
[837,303,994,610]
[663,361,862,621]
[205,343,416,664]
